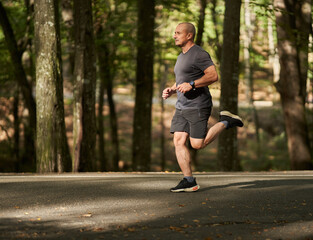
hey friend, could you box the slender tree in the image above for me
[243,0,252,102]
[13,88,20,170]
[95,28,109,171]
[132,0,156,171]
[34,0,71,172]
[72,0,97,171]
[103,46,120,171]
[267,5,280,84]
[61,0,75,79]
[217,0,242,171]
[274,0,312,169]
[96,30,120,171]
[158,60,169,171]
[243,0,261,159]
[195,0,207,46]
[94,2,121,171]
[0,1,36,170]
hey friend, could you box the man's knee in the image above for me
[190,138,204,150]
[190,143,203,150]
[173,132,188,147]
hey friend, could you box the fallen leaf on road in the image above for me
[182,224,191,228]
[92,228,104,232]
[29,219,38,222]
[169,226,183,232]
[82,213,92,218]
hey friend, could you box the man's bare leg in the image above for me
[171,131,200,192]
[203,122,226,146]
[189,111,244,149]
[173,132,192,177]
[190,122,226,149]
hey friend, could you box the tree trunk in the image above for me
[159,61,169,171]
[34,0,72,173]
[13,88,20,171]
[195,0,207,46]
[94,2,121,172]
[0,1,36,170]
[160,92,166,171]
[106,68,120,171]
[73,0,97,172]
[243,0,252,103]
[97,75,107,171]
[96,35,120,172]
[268,10,280,84]
[217,0,241,171]
[61,0,75,79]
[243,0,261,159]
[96,37,108,171]
[132,0,155,171]
[274,0,312,170]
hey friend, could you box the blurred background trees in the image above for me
[0,0,312,173]
[217,0,241,171]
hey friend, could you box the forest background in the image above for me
[0,0,312,173]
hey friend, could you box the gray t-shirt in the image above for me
[174,45,214,109]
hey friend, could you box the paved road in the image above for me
[1,172,313,240]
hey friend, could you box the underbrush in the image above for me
[1,99,312,172]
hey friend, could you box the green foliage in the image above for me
[0,0,33,97]
[2,0,29,41]
[93,0,138,85]
[0,43,13,97]
[239,107,290,171]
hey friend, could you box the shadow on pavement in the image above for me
[1,175,313,240]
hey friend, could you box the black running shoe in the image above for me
[219,111,244,129]
[170,178,200,193]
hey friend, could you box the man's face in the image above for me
[173,24,191,47]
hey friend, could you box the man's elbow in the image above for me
[212,72,218,83]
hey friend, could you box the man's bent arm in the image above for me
[194,65,218,88]
[176,65,218,93]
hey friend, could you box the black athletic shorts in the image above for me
[170,107,212,139]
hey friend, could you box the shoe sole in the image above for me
[170,185,200,193]
[220,111,243,122]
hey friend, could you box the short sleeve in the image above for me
[194,50,214,72]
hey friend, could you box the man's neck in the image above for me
[181,41,195,54]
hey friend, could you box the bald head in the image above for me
[178,22,196,41]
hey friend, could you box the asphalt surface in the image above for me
[0,172,313,240]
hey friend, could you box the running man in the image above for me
[162,22,243,193]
